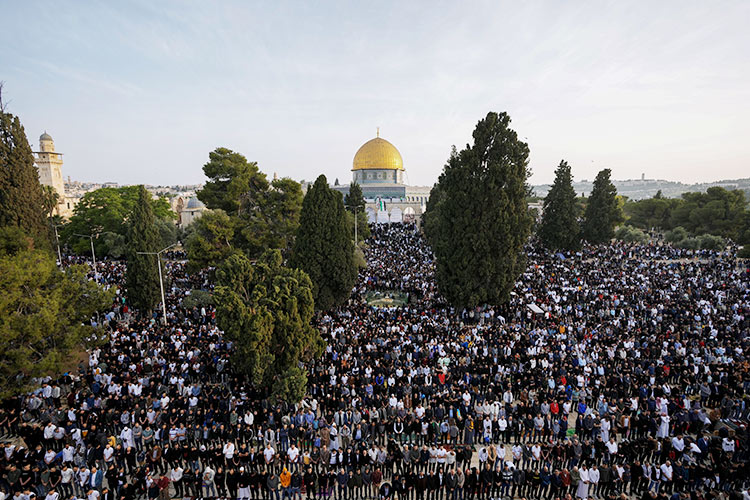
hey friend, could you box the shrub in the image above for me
[697,234,725,250]
[664,226,688,243]
[675,237,700,250]
[615,225,648,243]
[182,289,214,309]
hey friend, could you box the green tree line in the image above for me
[624,187,750,243]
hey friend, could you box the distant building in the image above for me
[334,131,430,223]
[34,132,77,218]
[177,196,206,227]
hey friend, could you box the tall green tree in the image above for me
[238,176,303,257]
[0,233,113,397]
[424,112,532,308]
[291,175,357,310]
[215,250,324,402]
[0,93,48,243]
[538,160,581,251]
[190,148,304,269]
[344,181,370,241]
[582,169,624,244]
[197,147,269,215]
[184,209,239,271]
[344,181,365,211]
[125,185,161,315]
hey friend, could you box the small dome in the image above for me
[185,197,205,210]
[40,132,53,142]
[352,136,404,171]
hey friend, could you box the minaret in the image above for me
[34,132,67,215]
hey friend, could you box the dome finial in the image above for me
[376,126,379,138]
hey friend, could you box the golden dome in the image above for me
[352,136,404,171]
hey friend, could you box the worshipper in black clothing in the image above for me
[379,481,393,500]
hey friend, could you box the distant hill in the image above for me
[532,177,750,201]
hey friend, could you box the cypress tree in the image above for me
[0,91,48,242]
[215,249,324,402]
[424,111,532,308]
[582,169,624,244]
[344,181,365,211]
[126,185,161,315]
[538,160,581,251]
[344,181,369,241]
[291,174,356,310]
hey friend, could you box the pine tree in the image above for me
[291,175,356,310]
[0,89,48,243]
[0,228,113,397]
[197,147,268,215]
[538,160,581,251]
[125,185,161,315]
[424,112,532,308]
[582,169,624,244]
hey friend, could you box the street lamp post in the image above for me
[353,205,363,244]
[137,243,177,326]
[73,233,97,267]
[51,223,63,264]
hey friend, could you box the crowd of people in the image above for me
[1,223,748,500]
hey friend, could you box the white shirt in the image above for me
[588,468,600,484]
[605,440,618,454]
[722,438,735,452]
[171,467,184,482]
[660,464,673,481]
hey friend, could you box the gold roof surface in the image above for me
[352,136,404,171]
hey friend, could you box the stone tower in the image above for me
[34,132,68,216]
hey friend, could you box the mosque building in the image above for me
[335,130,431,223]
[34,132,76,218]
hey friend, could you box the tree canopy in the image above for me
[291,175,357,310]
[424,111,532,308]
[187,148,303,268]
[623,191,680,231]
[623,186,749,242]
[197,147,268,215]
[214,249,324,402]
[0,98,48,244]
[184,209,239,271]
[670,187,746,240]
[125,185,162,316]
[238,176,304,257]
[538,160,581,251]
[582,169,624,244]
[62,186,174,257]
[0,231,113,397]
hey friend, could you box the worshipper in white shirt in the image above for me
[223,441,236,461]
[588,465,600,497]
[576,465,590,499]
[660,461,674,492]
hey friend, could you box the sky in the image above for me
[3,0,749,187]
